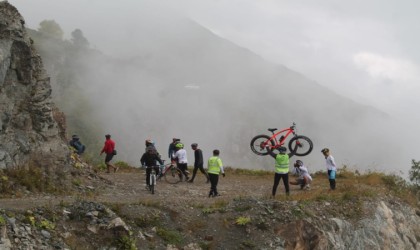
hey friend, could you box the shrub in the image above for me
[409,159,420,187]
[156,227,183,244]
[0,215,5,226]
[235,216,251,226]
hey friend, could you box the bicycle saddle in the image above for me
[268,128,277,132]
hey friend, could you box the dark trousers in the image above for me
[208,173,219,196]
[273,173,289,196]
[190,164,209,181]
[146,166,160,186]
[328,170,336,190]
[177,163,189,179]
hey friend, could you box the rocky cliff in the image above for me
[0,2,69,169]
[0,197,419,249]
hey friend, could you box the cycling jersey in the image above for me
[174,149,188,164]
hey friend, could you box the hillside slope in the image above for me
[0,2,69,170]
[1,167,419,249]
[26,10,395,171]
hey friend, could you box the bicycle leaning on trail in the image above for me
[250,122,313,156]
[156,160,184,184]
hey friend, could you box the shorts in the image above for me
[296,178,305,185]
[105,153,114,163]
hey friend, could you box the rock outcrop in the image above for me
[0,2,69,169]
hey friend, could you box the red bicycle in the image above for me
[156,160,183,184]
[250,122,313,156]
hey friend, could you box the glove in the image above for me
[222,173,226,177]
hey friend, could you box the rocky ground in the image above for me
[1,164,419,250]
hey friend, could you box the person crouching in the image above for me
[289,160,312,190]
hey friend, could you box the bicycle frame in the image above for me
[266,123,297,148]
[157,162,176,179]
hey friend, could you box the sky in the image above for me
[8,0,420,119]
[5,0,420,172]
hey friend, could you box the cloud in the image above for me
[353,52,420,82]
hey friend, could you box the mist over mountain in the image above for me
[26,8,403,172]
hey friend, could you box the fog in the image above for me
[6,0,419,175]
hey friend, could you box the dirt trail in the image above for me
[0,170,277,210]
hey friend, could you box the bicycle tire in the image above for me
[150,174,156,194]
[288,135,313,156]
[250,135,275,156]
[164,166,182,184]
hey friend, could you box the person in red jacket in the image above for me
[100,134,118,173]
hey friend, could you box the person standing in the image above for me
[188,143,209,183]
[321,148,337,190]
[100,134,118,173]
[173,142,189,181]
[267,146,293,197]
[207,149,225,197]
[168,138,180,161]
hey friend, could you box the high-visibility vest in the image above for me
[275,154,289,174]
[208,156,223,175]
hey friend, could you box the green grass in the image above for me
[235,216,251,226]
[156,227,183,245]
[225,167,272,176]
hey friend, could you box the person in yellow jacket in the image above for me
[267,146,293,197]
[207,149,225,197]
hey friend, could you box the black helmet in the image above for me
[295,160,303,166]
[191,143,198,148]
[278,146,287,153]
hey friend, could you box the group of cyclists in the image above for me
[98,134,336,198]
[140,138,225,197]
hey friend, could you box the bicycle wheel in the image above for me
[288,135,313,156]
[250,135,275,156]
[150,174,156,194]
[164,166,182,184]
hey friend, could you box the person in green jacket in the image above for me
[267,146,293,197]
[207,149,225,197]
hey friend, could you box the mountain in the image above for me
[0,2,69,171]
[22,2,395,171]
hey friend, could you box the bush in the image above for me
[235,216,251,226]
[409,159,420,187]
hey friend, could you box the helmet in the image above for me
[175,143,184,149]
[146,146,155,153]
[321,148,329,154]
[278,146,287,153]
[72,134,79,139]
[191,143,198,148]
[295,160,303,166]
[145,139,154,146]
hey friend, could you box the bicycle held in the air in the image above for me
[250,122,313,156]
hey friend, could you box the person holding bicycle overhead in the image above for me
[266,146,293,197]
[173,142,189,181]
[207,149,225,197]
[188,143,210,183]
[141,146,163,190]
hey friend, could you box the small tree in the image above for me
[38,20,64,40]
[71,29,89,48]
[409,159,420,186]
